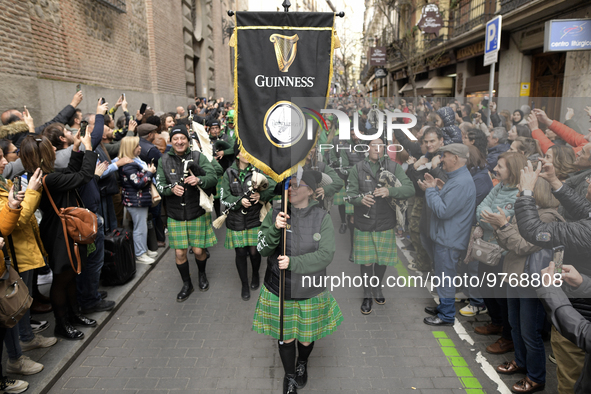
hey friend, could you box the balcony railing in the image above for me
[94,0,126,13]
[499,0,531,15]
[450,0,493,38]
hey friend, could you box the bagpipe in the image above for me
[212,171,270,229]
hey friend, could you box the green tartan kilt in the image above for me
[345,201,354,215]
[252,285,343,343]
[224,227,259,249]
[333,188,347,205]
[354,228,397,266]
[167,215,217,250]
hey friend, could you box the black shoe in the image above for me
[198,272,209,291]
[55,317,84,340]
[250,274,260,290]
[423,316,453,326]
[374,287,385,305]
[349,250,354,262]
[360,298,373,315]
[98,290,108,300]
[177,281,194,302]
[81,299,115,314]
[70,313,97,327]
[339,223,347,234]
[241,285,251,301]
[424,306,438,316]
[283,374,298,394]
[295,360,308,388]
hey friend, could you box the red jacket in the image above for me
[532,120,587,154]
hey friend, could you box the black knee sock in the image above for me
[338,205,346,224]
[360,265,373,297]
[348,222,355,250]
[249,247,261,278]
[176,261,191,282]
[297,341,315,363]
[235,248,249,286]
[373,264,387,286]
[278,340,297,375]
[195,257,207,273]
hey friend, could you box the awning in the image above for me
[398,76,453,96]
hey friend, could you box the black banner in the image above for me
[230,12,336,182]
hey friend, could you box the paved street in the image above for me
[47,215,557,394]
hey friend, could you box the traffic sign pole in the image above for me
[484,15,501,127]
[488,65,494,127]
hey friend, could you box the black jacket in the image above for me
[516,183,591,320]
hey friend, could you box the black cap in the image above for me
[169,124,190,141]
[300,170,323,191]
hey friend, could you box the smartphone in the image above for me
[531,101,535,111]
[552,245,565,274]
[80,120,88,138]
[12,177,20,199]
[121,93,125,101]
[139,103,147,115]
[100,97,106,105]
[76,84,81,92]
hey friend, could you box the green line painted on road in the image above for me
[433,331,486,393]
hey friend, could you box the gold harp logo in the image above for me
[270,34,299,72]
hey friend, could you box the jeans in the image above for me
[17,270,34,343]
[100,195,117,233]
[507,286,547,384]
[4,325,21,361]
[76,215,104,310]
[127,206,149,257]
[432,243,462,323]
[461,260,485,307]
[479,261,512,340]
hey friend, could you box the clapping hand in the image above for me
[518,160,540,192]
[481,206,510,229]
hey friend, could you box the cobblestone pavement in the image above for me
[47,215,558,394]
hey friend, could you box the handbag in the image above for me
[42,176,98,274]
[150,182,161,207]
[0,233,33,328]
[524,248,553,276]
[468,226,504,266]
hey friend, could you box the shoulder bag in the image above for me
[42,176,98,274]
[0,232,33,328]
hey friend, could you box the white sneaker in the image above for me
[136,253,155,264]
[7,355,43,375]
[460,304,488,317]
[407,262,419,271]
[20,334,57,352]
[0,377,28,393]
[146,250,158,258]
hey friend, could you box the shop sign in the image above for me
[544,19,591,52]
[417,4,443,35]
[374,67,387,79]
[369,47,387,65]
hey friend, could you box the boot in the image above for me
[196,257,209,291]
[250,272,260,290]
[241,284,251,301]
[176,262,194,302]
[54,316,84,340]
[374,287,385,305]
[295,360,308,388]
[283,374,298,394]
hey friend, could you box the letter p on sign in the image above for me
[487,24,496,51]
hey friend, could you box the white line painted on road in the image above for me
[453,319,474,345]
[475,351,512,394]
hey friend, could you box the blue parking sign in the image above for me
[485,16,502,54]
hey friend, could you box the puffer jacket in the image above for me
[0,201,23,277]
[436,107,462,145]
[516,183,591,320]
[0,179,46,273]
[476,183,519,243]
[495,208,564,284]
[562,167,591,221]
[119,160,154,207]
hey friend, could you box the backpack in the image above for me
[42,176,98,274]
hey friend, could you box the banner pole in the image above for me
[279,178,290,344]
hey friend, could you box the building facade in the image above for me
[0,0,234,122]
[360,0,591,126]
